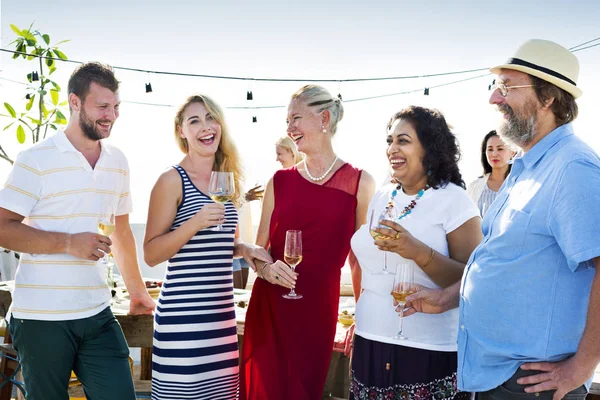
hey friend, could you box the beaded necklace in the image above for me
[386,183,428,221]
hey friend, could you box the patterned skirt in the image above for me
[350,334,470,400]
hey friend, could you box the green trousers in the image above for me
[9,307,135,400]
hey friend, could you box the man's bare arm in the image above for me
[0,207,110,260]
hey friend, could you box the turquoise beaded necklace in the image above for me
[386,183,428,221]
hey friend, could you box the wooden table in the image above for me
[0,285,351,398]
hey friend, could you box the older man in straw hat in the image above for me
[402,39,600,399]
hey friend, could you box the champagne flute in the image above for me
[369,208,397,275]
[208,171,235,231]
[97,214,115,266]
[97,214,115,291]
[391,262,415,340]
[283,230,302,300]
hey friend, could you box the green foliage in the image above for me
[0,23,70,164]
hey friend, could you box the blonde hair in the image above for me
[275,136,304,164]
[174,94,244,207]
[290,85,344,135]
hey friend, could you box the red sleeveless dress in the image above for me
[240,163,362,399]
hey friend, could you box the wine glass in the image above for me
[391,262,415,340]
[97,214,115,290]
[97,214,115,266]
[283,230,302,300]
[208,171,235,231]
[369,208,397,275]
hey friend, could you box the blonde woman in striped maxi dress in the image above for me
[143,94,271,399]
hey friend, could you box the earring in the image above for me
[321,126,327,133]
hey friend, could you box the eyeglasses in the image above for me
[491,82,535,97]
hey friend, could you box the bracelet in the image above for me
[259,262,271,279]
[422,247,435,268]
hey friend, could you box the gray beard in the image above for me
[497,107,537,150]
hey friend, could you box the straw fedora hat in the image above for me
[490,39,582,99]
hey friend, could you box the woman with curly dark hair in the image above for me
[349,106,482,399]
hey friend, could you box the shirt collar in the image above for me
[517,123,574,170]
[52,129,112,155]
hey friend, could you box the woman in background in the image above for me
[468,130,514,216]
[143,94,270,399]
[275,135,304,168]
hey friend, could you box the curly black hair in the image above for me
[387,106,465,189]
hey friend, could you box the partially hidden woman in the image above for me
[240,85,375,399]
[143,94,271,399]
[467,130,514,217]
[275,135,304,168]
[350,106,483,399]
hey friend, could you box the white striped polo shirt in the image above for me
[0,129,132,321]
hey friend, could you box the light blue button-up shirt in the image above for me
[458,123,600,391]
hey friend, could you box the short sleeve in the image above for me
[116,153,133,216]
[0,151,43,218]
[549,159,600,271]
[441,184,480,234]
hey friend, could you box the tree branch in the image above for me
[37,56,44,143]
[17,119,34,133]
[0,149,14,165]
[43,110,57,139]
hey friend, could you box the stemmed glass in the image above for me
[97,214,115,290]
[369,208,397,275]
[283,230,303,300]
[208,171,235,231]
[97,214,115,266]
[391,262,415,340]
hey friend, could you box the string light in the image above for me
[0,36,597,109]
[0,37,597,83]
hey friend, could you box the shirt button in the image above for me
[460,324,465,330]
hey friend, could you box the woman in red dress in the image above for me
[240,85,374,399]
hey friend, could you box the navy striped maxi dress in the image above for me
[152,165,239,400]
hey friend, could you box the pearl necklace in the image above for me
[304,156,338,181]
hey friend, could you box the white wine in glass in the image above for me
[369,208,397,274]
[283,230,302,300]
[208,171,235,231]
[97,216,115,265]
[391,262,415,340]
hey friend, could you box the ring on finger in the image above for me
[394,232,401,239]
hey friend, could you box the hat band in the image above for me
[507,57,576,86]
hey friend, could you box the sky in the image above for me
[1,0,599,224]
